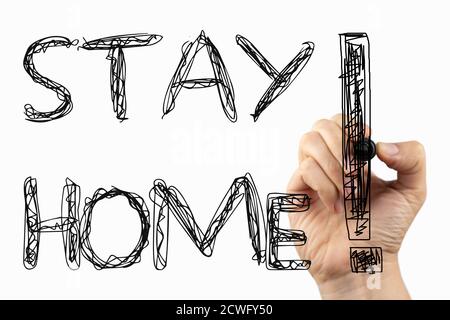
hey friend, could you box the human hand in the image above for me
[287,114,426,299]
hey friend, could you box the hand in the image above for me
[287,114,427,299]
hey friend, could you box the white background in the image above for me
[0,0,449,299]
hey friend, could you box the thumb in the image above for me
[376,141,426,193]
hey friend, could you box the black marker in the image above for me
[354,138,377,162]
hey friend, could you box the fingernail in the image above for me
[379,142,399,156]
[334,199,344,213]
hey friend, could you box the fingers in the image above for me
[290,157,340,212]
[290,114,427,221]
[289,115,348,213]
[377,141,427,199]
[299,130,342,194]
[331,113,343,128]
[311,119,343,166]
[289,113,376,214]
[287,166,309,194]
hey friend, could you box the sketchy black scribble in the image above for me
[163,30,236,122]
[62,178,82,270]
[23,177,81,270]
[81,34,163,121]
[236,35,314,121]
[23,175,311,271]
[149,173,265,270]
[23,36,79,122]
[22,33,314,123]
[350,247,382,274]
[340,33,372,240]
[266,193,310,270]
[80,187,151,269]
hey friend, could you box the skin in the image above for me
[287,114,427,299]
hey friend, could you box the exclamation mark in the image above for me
[340,33,382,274]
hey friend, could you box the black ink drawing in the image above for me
[23,177,81,270]
[23,32,315,123]
[23,175,310,271]
[81,187,151,269]
[163,31,237,122]
[149,174,265,270]
[340,33,382,273]
[350,247,383,274]
[23,36,79,122]
[81,33,163,121]
[340,33,372,241]
[266,193,311,270]
[21,31,387,275]
[236,35,314,121]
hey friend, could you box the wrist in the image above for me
[316,254,410,300]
